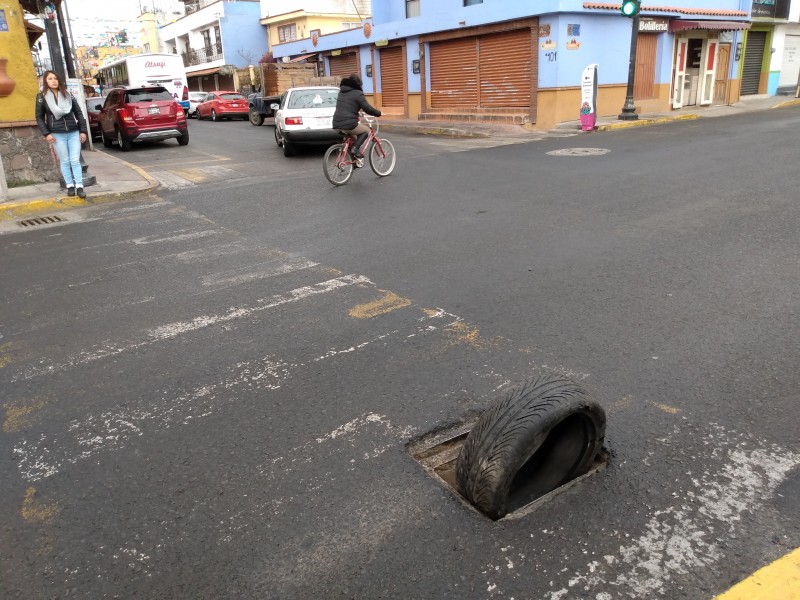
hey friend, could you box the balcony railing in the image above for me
[181,42,223,67]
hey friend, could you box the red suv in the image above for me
[98,86,189,151]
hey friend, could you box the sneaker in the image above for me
[76,187,86,198]
[67,187,76,197]
[355,158,364,168]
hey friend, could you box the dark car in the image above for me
[97,86,189,151]
[85,97,105,140]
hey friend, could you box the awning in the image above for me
[289,53,318,63]
[186,67,221,78]
[669,20,751,32]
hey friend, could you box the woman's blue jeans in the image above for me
[51,130,83,187]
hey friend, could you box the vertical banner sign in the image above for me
[67,78,93,150]
[580,63,598,131]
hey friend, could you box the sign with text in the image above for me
[639,17,669,32]
[751,0,790,19]
[580,64,598,131]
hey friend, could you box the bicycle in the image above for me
[323,115,396,186]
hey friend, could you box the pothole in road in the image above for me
[410,376,609,520]
[547,148,610,156]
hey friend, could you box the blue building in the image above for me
[160,0,267,92]
[271,1,756,129]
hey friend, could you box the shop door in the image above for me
[478,29,531,107]
[634,33,658,99]
[379,46,404,110]
[672,38,689,108]
[698,39,718,105]
[779,35,800,93]
[329,52,359,79]
[713,43,731,105]
[741,31,767,95]
[429,38,478,108]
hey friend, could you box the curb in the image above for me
[380,123,490,138]
[596,113,699,131]
[773,98,800,109]
[0,154,160,222]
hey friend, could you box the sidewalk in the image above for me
[0,148,158,221]
[2,94,798,221]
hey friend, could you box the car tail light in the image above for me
[285,117,303,125]
[176,104,186,121]
[182,86,188,101]
[117,107,134,123]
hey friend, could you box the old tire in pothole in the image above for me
[455,375,605,520]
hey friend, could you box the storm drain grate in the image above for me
[17,215,65,228]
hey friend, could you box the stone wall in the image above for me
[0,121,60,185]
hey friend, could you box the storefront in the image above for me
[670,21,749,108]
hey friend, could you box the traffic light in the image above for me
[620,0,640,17]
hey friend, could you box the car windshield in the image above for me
[287,90,338,109]
[125,88,173,103]
[219,93,245,100]
[190,93,205,100]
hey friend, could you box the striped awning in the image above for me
[669,20,751,32]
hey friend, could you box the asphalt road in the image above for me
[1,110,799,599]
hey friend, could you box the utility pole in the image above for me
[41,1,66,80]
[618,0,641,121]
[57,1,76,78]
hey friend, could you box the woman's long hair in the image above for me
[41,70,68,99]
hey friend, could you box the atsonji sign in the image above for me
[145,61,166,68]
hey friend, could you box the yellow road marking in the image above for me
[348,290,412,319]
[21,487,61,523]
[444,320,492,350]
[0,341,15,368]
[3,397,48,432]
[169,168,210,183]
[652,402,681,414]
[713,547,800,600]
[138,156,232,168]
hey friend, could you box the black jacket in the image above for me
[332,77,381,130]
[35,92,88,136]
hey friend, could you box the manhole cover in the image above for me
[547,148,610,156]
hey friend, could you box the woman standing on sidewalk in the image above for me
[35,70,88,198]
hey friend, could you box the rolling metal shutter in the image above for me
[741,31,767,95]
[478,29,531,107]
[429,38,478,108]
[379,46,404,108]
[329,52,358,79]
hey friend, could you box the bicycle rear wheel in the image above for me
[369,138,396,177]
[323,144,354,186]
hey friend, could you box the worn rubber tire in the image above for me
[249,109,264,126]
[101,129,112,148]
[282,139,295,157]
[116,128,132,152]
[273,125,283,147]
[455,374,606,520]
[211,109,218,122]
[177,131,189,146]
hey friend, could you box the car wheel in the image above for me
[116,128,132,152]
[211,109,218,122]
[283,140,295,157]
[274,125,283,147]
[101,128,112,148]
[177,131,189,146]
[249,110,264,126]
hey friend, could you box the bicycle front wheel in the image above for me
[369,138,396,177]
[323,143,354,186]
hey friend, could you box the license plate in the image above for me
[231,103,239,107]
[148,107,160,115]
[317,117,332,127]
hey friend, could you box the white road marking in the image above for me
[200,259,318,288]
[131,229,221,244]
[10,274,372,382]
[545,424,800,599]
[150,170,195,190]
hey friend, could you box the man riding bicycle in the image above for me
[332,73,382,166]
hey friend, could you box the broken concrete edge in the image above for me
[0,157,160,222]
[596,113,700,131]
[773,98,800,109]
[380,124,490,138]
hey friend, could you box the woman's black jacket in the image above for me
[332,77,382,130]
[35,93,88,136]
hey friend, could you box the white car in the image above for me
[272,86,341,157]
[187,91,207,118]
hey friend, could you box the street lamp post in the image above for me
[619,14,640,120]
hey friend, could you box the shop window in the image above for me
[278,24,297,43]
[406,0,420,18]
[464,0,483,5]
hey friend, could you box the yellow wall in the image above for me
[76,46,141,85]
[267,15,361,49]
[0,0,39,122]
